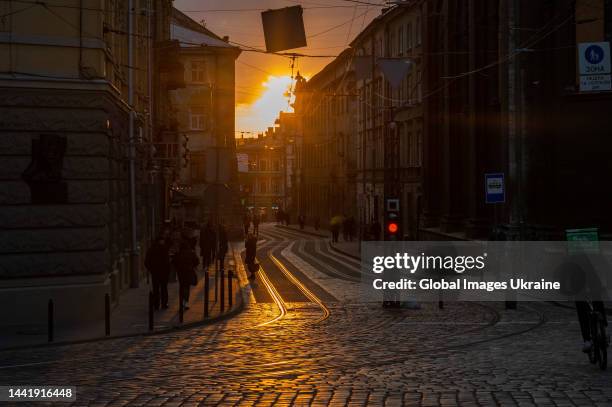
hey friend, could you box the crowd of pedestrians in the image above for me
[144,218,230,312]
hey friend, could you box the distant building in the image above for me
[350,3,424,240]
[236,133,286,219]
[292,50,359,227]
[168,9,241,226]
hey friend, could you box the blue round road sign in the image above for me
[585,45,605,64]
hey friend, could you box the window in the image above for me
[259,160,267,171]
[272,160,280,172]
[271,178,281,193]
[189,107,207,130]
[191,60,206,83]
[259,179,267,193]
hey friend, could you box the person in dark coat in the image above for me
[252,211,261,235]
[172,240,199,310]
[199,221,215,269]
[145,236,170,310]
[298,214,305,230]
[244,233,258,279]
[217,223,229,270]
[243,211,251,236]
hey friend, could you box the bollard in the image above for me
[179,291,184,324]
[214,269,218,303]
[47,299,54,342]
[204,271,209,318]
[105,293,111,336]
[220,269,225,313]
[148,291,154,332]
[228,270,233,309]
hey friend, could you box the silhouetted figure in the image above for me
[253,211,261,234]
[370,219,382,241]
[145,236,170,310]
[243,211,251,236]
[314,215,320,231]
[245,233,258,279]
[173,240,199,310]
[298,214,305,230]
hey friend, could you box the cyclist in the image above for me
[576,300,608,352]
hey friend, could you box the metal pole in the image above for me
[204,270,209,318]
[220,268,225,313]
[105,293,111,336]
[128,0,139,288]
[148,291,154,331]
[179,291,184,324]
[47,299,54,342]
[228,269,233,308]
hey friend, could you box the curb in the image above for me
[275,224,329,238]
[0,246,248,353]
[0,299,245,352]
[328,241,361,261]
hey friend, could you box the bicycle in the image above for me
[585,301,609,370]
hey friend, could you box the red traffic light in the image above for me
[387,222,399,234]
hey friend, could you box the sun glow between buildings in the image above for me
[236,75,294,135]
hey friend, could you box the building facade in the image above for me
[167,9,241,226]
[292,50,359,226]
[0,0,174,324]
[236,133,286,218]
[350,3,424,240]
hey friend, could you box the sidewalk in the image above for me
[276,224,360,260]
[0,245,247,350]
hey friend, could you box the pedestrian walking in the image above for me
[243,210,251,236]
[217,222,229,270]
[370,218,382,241]
[342,214,349,241]
[330,215,342,243]
[199,220,215,269]
[285,211,291,226]
[244,233,259,279]
[172,239,199,310]
[346,215,355,241]
[252,210,261,235]
[145,236,170,310]
[298,214,305,230]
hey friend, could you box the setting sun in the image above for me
[236,75,294,135]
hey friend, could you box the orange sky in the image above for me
[173,0,383,134]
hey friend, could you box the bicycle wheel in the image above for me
[589,313,599,364]
[597,318,607,370]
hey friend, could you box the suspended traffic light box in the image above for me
[261,6,307,53]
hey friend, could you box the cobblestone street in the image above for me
[1,225,611,406]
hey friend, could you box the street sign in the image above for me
[261,6,307,53]
[578,42,611,92]
[485,173,505,204]
[566,227,599,254]
[578,42,610,75]
[580,75,611,92]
